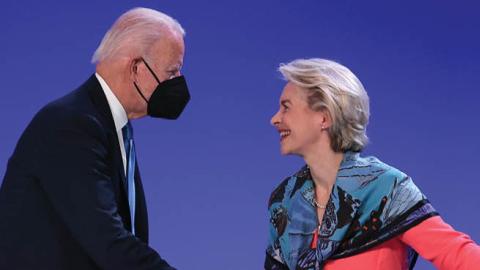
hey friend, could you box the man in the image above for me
[0,7,189,270]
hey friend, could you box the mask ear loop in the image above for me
[141,58,162,84]
[133,81,149,103]
[132,57,161,103]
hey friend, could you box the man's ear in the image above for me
[130,58,142,80]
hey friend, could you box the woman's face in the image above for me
[270,82,326,156]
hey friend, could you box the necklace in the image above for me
[313,199,327,209]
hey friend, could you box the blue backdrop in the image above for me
[2,1,479,269]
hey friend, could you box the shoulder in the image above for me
[17,92,111,155]
[10,85,109,168]
[36,88,104,132]
[374,158,410,186]
[268,176,290,208]
[357,154,410,184]
[355,155,426,207]
[268,165,310,208]
[28,75,105,131]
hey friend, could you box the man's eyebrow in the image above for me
[281,99,291,106]
[168,64,180,70]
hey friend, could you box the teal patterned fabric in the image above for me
[265,152,437,270]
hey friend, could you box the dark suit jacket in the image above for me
[0,75,175,270]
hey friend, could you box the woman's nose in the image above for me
[270,110,280,126]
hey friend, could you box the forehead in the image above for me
[149,32,185,66]
[280,82,308,102]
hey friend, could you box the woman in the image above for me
[265,58,480,270]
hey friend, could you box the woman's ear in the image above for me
[319,109,333,130]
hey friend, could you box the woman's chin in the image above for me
[280,145,296,156]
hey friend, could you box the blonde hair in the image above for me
[91,7,185,63]
[279,58,370,152]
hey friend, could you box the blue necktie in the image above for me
[122,122,136,235]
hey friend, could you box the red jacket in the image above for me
[324,216,480,270]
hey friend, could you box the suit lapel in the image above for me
[84,75,132,228]
[134,161,149,242]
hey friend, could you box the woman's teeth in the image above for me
[280,130,291,139]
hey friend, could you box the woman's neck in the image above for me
[304,148,344,191]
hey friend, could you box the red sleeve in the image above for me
[400,216,480,270]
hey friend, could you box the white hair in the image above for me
[91,7,185,63]
[279,58,370,152]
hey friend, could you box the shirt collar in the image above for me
[95,73,128,132]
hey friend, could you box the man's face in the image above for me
[132,31,185,116]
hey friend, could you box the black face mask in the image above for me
[133,58,190,119]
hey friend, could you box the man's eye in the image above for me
[167,71,177,79]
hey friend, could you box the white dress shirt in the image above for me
[95,73,128,174]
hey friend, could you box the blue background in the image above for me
[1,1,479,269]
